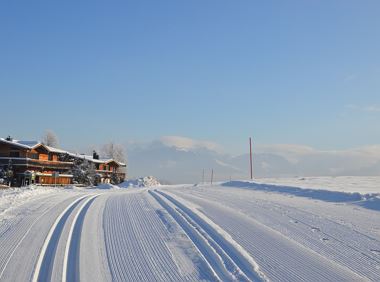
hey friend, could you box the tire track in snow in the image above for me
[150,190,265,282]
[62,194,99,282]
[32,195,88,282]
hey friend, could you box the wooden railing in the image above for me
[0,157,73,169]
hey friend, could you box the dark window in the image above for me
[48,154,53,161]
[9,151,20,157]
[30,153,39,159]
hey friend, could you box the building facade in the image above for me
[0,137,126,187]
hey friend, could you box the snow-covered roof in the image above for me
[16,140,40,147]
[0,138,41,149]
[45,145,69,154]
[0,138,68,153]
[1,137,126,166]
[67,153,126,167]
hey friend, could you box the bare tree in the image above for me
[42,130,59,147]
[101,142,126,163]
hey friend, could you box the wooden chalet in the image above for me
[75,152,127,184]
[0,136,126,187]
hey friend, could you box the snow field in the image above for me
[0,178,379,282]
[167,186,380,281]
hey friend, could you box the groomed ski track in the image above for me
[0,183,379,281]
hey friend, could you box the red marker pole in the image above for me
[249,137,253,180]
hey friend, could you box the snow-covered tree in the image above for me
[0,160,14,186]
[71,158,99,186]
[101,142,128,181]
[0,168,5,185]
[42,130,59,147]
[101,142,126,163]
[110,172,121,185]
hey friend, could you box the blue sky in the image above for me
[1,0,379,154]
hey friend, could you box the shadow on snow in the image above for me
[221,181,380,212]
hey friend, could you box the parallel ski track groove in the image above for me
[149,191,226,281]
[32,195,88,282]
[169,189,367,281]
[0,193,80,280]
[62,194,99,282]
[103,192,195,282]
[151,190,264,281]
[177,188,380,281]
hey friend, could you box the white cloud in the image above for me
[345,104,380,113]
[215,159,241,171]
[344,74,357,82]
[256,144,316,163]
[256,143,380,166]
[159,136,223,152]
[365,105,380,112]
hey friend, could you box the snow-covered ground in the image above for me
[255,176,380,194]
[0,177,379,281]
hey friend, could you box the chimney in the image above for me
[93,150,99,160]
[6,136,12,141]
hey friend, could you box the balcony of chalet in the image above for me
[95,161,126,180]
[0,150,73,170]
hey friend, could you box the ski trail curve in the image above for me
[62,194,99,282]
[32,195,88,282]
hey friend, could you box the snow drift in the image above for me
[119,176,161,188]
[222,180,380,211]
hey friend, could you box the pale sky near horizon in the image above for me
[1,0,379,155]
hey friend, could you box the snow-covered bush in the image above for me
[110,172,121,185]
[0,160,14,186]
[70,159,99,186]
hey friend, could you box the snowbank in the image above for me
[93,183,121,190]
[221,179,380,211]
[0,186,59,216]
[255,176,380,194]
[119,176,161,188]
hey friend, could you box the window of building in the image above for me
[9,151,20,157]
[29,153,39,159]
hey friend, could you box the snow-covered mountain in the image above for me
[127,139,380,184]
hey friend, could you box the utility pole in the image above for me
[211,169,214,185]
[249,137,253,180]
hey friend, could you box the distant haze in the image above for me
[127,136,380,184]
